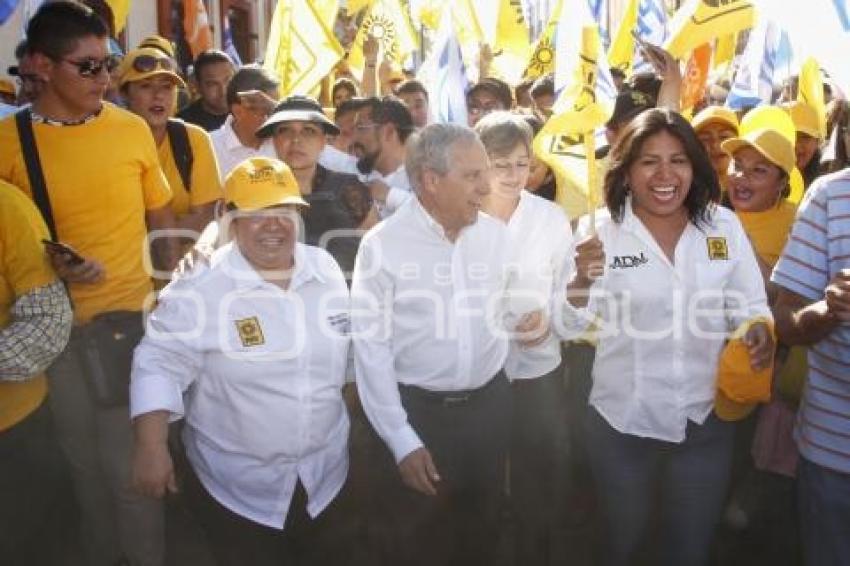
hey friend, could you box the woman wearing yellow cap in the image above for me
[789,101,824,188]
[692,106,740,195]
[118,48,222,237]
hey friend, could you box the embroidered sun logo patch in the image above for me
[235,316,265,347]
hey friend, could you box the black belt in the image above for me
[399,371,506,408]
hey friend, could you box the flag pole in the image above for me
[584,128,597,236]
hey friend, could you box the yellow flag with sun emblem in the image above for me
[607,0,639,74]
[523,0,562,80]
[348,0,419,77]
[492,0,531,84]
[264,0,345,97]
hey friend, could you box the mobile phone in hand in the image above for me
[42,239,86,266]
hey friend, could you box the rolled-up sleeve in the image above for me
[130,284,204,421]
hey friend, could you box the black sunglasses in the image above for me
[60,55,121,78]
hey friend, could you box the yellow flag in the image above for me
[523,0,563,80]
[798,57,827,139]
[607,0,639,74]
[713,33,737,70]
[665,0,755,59]
[348,0,419,76]
[264,0,345,98]
[313,0,340,28]
[183,0,213,59]
[346,0,373,14]
[534,26,612,219]
[492,0,531,84]
[419,0,443,31]
[104,0,131,33]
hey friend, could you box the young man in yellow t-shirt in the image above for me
[0,4,178,565]
[0,180,73,564]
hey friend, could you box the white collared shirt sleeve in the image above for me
[131,280,204,420]
[319,145,360,176]
[351,236,423,463]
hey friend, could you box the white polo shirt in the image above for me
[559,200,771,442]
[351,198,511,463]
[209,114,278,181]
[502,190,574,380]
[131,242,350,528]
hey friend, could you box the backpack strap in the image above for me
[166,118,194,192]
[15,108,58,241]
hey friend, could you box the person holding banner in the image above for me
[563,108,774,566]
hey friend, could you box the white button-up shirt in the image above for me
[209,114,278,181]
[503,190,574,380]
[131,242,350,528]
[560,201,771,442]
[351,198,511,462]
[318,147,412,217]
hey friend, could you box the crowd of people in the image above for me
[1,2,849,566]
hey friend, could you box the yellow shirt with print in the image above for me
[736,199,798,267]
[0,181,55,431]
[158,121,222,218]
[0,103,172,324]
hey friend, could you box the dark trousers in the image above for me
[798,457,850,566]
[585,406,734,566]
[384,371,511,566]
[183,464,351,566]
[0,399,70,566]
[510,365,570,566]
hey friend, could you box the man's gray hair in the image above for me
[406,123,481,192]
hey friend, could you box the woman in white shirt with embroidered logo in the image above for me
[475,111,574,566]
[565,108,774,566]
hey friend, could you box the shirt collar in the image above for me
[412,196,450,241]
[220,114,248,152]
[223,241,324,292]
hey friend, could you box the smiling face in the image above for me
[626,130,693,224]
[795,131,820,170]
[124,75,178,131]
[231,205,299,272]
[488,143,530,200]
[728,146,786,212]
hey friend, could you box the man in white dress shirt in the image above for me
[130,157,352,566]
[208,65,280,181]
[352,123,545,565]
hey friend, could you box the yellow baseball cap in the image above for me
[118,48,186,88]
[224,157,308,211]
[138,35,176,58]
[692,106,739,134]
[721,128,797,175]
[788,101,822,139]
[714,319,775,422]
[0,78,15,97]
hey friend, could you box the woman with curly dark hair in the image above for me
[562,108,775,566]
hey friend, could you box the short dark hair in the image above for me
[336,97,362,120]
[530,74,554,99]
[605,108,720,227]
[193,49,234,82]
[26,1,109,60]
[332,78,358,101]
[358,96,415,143]
[226,64,280,107]
[395,79,428,100]
[468,77,513,110]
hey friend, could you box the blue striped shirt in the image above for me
[772,169,850,474]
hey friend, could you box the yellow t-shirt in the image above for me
[157,121,222,217]
[0,181,54,431]
[736,199,798,267]
[0,103,172,323]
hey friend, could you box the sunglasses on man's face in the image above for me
[60,55,121,78]
[131,54,175,74]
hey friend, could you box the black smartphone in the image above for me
[42,239,86,265]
